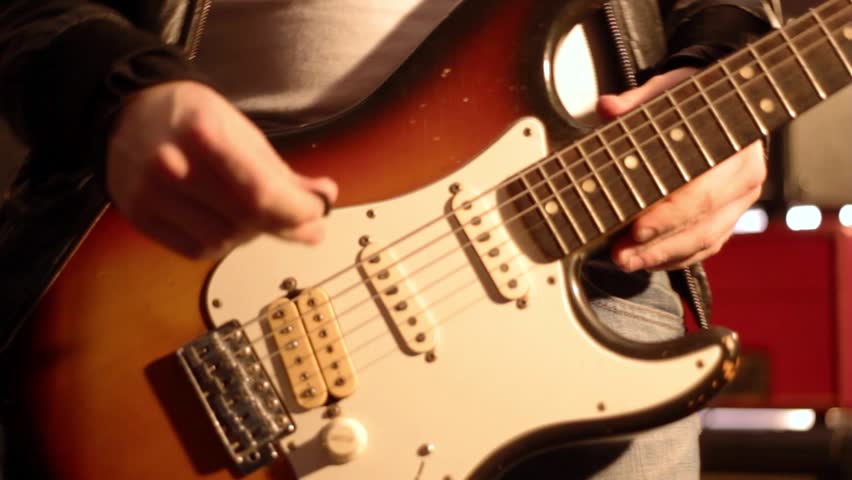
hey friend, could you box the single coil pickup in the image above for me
[359,243,438,354]
[452,187,529,301]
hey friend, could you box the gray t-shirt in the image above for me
[195,1,618,130]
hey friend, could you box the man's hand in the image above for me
[596,67,766,272]
[106,81,337,259]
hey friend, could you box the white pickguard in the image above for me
[206,118,726,479]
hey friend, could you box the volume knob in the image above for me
[320,417,368,464]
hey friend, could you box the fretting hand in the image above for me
[596,67,767,272]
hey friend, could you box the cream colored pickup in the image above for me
[267,289,357,409]
[452,187,528,301]
[295,288,357,399]
[359,244,438,354]
[267,297,329,409]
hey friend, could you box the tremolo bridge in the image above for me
[177,320,295,475]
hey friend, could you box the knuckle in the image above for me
[245,183,271,216]
[697,192,715,214]
[186,111,220,153]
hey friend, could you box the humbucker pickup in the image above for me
[177,320,295,475]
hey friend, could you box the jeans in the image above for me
[502,258,701,479]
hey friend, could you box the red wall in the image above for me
[703,219,852,408]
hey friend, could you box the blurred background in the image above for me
[1,0,850,478]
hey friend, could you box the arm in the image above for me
[0,2,335,258]
[0,1,199,171]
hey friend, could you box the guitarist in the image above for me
[0,0,770,478]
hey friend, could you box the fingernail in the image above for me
[636,228,654,242]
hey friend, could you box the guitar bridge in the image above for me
[177,320,295,475]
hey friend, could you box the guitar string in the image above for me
[250,8,852,380]
[291,0,852,319]
[223,3,849,363]
[276,0,850,320]
[229,3,852,372]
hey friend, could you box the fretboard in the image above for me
[519,0,852,254]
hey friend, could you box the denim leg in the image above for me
[582,259,701,480]
[499,258,702,480]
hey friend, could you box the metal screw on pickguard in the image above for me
[280,277,297,291]
[597,402,606,412]
[523,127,532,137]
[366,209,377,219]
[516,298,528,309]
[212,299,222,308]
[449,182,462,194]
[326,404,342,418]
[359,235,371,246]
[425,351,437,363]
[418,443,436,456]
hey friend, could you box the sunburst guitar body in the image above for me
[10,0,852,478]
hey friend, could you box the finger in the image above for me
[274,218,327,245]
[177,127,330,237]
[629,140,765,243]
[297,174,339,215]
[614,181,760,271]
[146,187,240,251]
[597,67,698,118]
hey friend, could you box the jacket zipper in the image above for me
[187,0,213,61]
[604,1,711,329]
[603,1,638,89]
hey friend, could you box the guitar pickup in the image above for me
[359,243,438,354]
[177,320,295,475]
[452,187,529,301]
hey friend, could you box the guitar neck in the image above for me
[519,0,852,254]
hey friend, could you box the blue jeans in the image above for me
[503,258,701,479]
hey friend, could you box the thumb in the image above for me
[597,67,699,119]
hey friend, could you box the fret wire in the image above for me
[641,104,692,181]
[690,76,740,153]
[813,7,852,75]
[575,143,625,221]
[615,117,669,195]
[717,62,770,136]
[536,161,589,244]
[779,27,828,99]
[747,44,798,117]
[664,91,717,166]
[519,171,572,253]
[594,131,647,209]
[555,154,605,233]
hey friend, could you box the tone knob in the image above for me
[320,417,368,464]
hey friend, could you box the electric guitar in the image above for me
[6,0,852,478]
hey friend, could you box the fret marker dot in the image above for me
[844,26,852,41]
[624,155,639,170]
[760,98,775,113]
[582,179,597,193]
[669,128,685,142]
[739,66,755,80]
[545,201,559,215]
